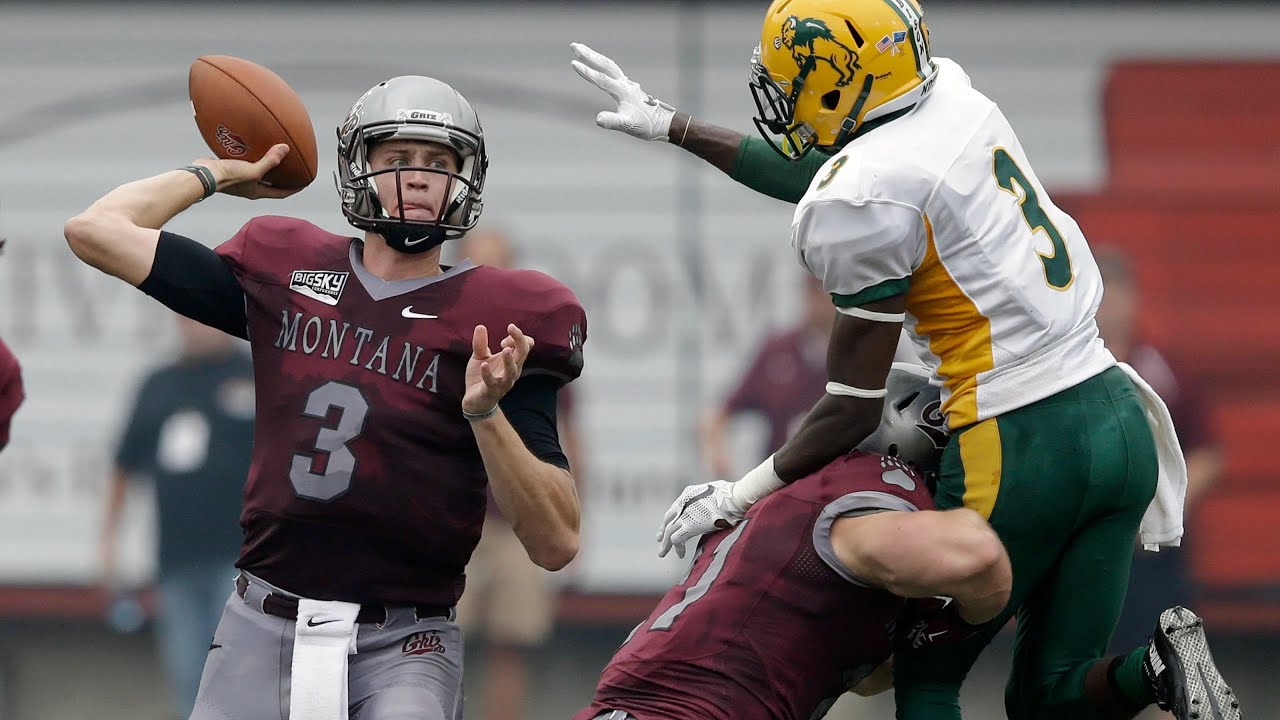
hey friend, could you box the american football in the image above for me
[188,55,318,189]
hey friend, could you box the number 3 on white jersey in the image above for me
[992,146,1075,291]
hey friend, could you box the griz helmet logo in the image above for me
[214,125,248,156]
[778,16,861,87]
[916,399,948,449]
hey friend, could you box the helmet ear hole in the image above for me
[843,19,865,48]
[886,443,900,458]
[821,90,841,110]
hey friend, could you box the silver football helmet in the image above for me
[857,363,949,480]
[335,76,488,253]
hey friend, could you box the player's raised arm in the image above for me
[570,42,823,204]
[64,146,294,286]
[465,323,582,571]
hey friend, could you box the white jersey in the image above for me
[791,58,1115,430]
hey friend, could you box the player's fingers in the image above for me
[658,520,679,558]
[569,43,617,76]
[573,61,625,101]
[472,325,490,359]
[596,111,628,132]
[576,43,625,79]
[659,496,685,535]
[500,344,519,380]
[480,358,497,386]
[508,324,533,362]
[253,144,291,173]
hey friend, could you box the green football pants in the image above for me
[894,366,1160,720]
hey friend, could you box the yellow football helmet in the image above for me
[750,0,937,159]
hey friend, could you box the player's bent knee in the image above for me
[358,685,450,720]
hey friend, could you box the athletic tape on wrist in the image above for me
[731,454,786,509]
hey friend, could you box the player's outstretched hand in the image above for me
[657,480,746,559]
[192,143,300,200]
[463,323,535,418]
[570,42,676,142]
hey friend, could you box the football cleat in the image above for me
[1144,607,1242,720]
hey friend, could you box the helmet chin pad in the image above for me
[377,222,448,255]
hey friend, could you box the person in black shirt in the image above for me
[101,314,254,719]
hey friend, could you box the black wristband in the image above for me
[180,165,217,201]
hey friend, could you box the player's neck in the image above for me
[360,233,444,281]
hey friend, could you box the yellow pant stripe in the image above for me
[959,418,1003,520]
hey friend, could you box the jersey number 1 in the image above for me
[992,147,1074,290]
[622,520,750,647]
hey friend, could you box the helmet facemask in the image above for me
[749,45,820,161]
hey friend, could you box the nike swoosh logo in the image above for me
[307,618,341,627]
[402,307,438,319]
[209,643,222,651]
[926,630,948,641]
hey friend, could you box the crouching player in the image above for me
[576,364,1012,720]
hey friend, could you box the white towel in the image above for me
[290,598,361,720]
[1118,362,1189,551]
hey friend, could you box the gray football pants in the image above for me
[190,573,464,720]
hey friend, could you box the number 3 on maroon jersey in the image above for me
[289,381,370,501]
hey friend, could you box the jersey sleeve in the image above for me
[731,136,829,204]
[523,281,587,385]
[810,455,932,587]
[0,338,24,451]
[791,155,927,308]
[139,232,248,339]
[812,490,922,588]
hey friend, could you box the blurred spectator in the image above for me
[1096,247,1224,654]
[0,234,22,452]
[700,274,834,478]
[452,227,585,720]
[0,336,22,452]
[100,314,254,719]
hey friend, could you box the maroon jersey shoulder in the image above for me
[462,266,586,383]
[582,452,931,720]
[0,338,23,450]
[216,215,351,286]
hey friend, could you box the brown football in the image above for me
[189,55,318,189]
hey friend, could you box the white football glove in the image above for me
[656,480,746,559]
[570,42,676,142]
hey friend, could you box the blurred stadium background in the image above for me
[1,1,1277,718]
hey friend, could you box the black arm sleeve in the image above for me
[499,375,570,471]
[137,232,248,339]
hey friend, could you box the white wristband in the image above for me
[731,454,787,510]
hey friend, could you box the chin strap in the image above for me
[379,224,448,254]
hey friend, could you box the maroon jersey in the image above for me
[216,216,585,606]
[577,452,934,720]
[0,338,22,450]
